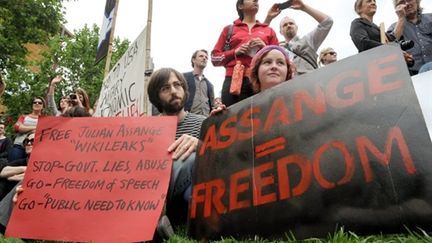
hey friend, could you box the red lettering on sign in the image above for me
[253,162,277,206]
[199,125,218,156]
[293,85,326,122]
[190,179,226,218]
[238,106,261,141]
[230,169,251,211]
[264,97,291,132]
[312,141,355,189]
[199,54,405,156]
[326,70,364,108]
[368,54,402,95]
[356,126,415,183]
[192,126,417,219]
[219,116,238,149]
[277,154,312,200]
[190,183,205,218]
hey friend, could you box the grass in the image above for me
[1,227,431,242]
[165,227,432,243]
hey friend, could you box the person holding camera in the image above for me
[74,88,94,115]
[388,0,432,75]
[64,88,94,115]
[265,0,333,75]
[350,0,414,66]
[350,0,395,52]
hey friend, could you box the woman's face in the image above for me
[258,50,288,91]
[59,97,70,110]
[322,49,338,65]
[359,0,377,16]
[241,0,259,14]
[24,133,35,154]
[32,98,44,112]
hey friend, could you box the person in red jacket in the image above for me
[211,0,279,107]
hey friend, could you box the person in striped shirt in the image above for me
[147,67,206,240]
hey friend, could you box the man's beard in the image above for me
[285,30,296,39]
[161,96,185,114]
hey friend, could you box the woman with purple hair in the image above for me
[247,45,295,93]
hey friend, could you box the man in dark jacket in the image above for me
[183,49,215,116]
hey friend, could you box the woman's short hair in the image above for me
[248,45,295,93]
[319,47,334,65]
[147,68,189,113]
[354,0,364,15]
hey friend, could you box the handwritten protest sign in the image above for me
[188,46,432,240]
[94,27,149,117]
[6,116,176,242]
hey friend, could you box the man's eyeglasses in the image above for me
[23,138,34,146]
[325,52,337,56]
[33,101,43,105]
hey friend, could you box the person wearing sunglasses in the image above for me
[0,132,33,201]
[8,97,45,163]
[318,47,338,66]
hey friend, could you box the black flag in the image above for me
[95,0,116,64]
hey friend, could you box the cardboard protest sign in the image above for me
[188,46,432,240]
[6,116,176,242]
[412,70,432,141]
[94,27,149,117]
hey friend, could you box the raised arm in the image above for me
[392,3,407,40]
[265,0,330,25]
[295,0,329,24]
[47,75,62,116]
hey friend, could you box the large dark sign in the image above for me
[188,46,432,240]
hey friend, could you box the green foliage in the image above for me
[1,6,129,135]
[35,24,129,106]
[0,0,64,71]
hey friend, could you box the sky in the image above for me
[63,0,432,97]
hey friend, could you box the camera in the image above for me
[69,94,77,100]
[399,40,414,51]
[277,0,293,10]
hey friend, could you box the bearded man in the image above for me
[147,67,206,240]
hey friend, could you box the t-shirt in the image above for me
[176,112,206,139]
